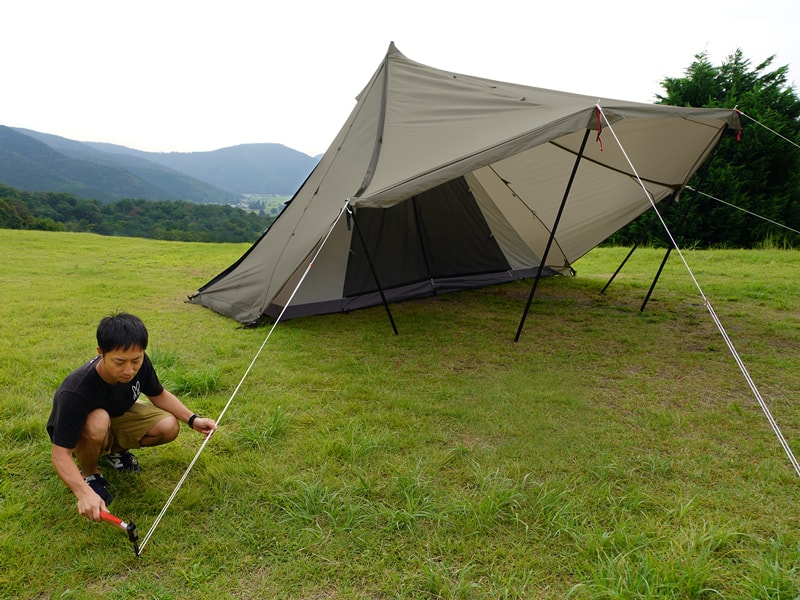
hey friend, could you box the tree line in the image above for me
[0,185,276,243]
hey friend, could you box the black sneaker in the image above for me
[105,450,141,474]
[84,473,114,506]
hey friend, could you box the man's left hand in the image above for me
[191,417,217,435]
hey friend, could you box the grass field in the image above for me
[2,228,800,598]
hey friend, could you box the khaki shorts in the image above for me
[105,401,172,452]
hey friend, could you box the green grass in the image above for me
[2,229,800,598]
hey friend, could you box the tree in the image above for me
[0,198,28,228]
[611,50,800,248]
[0,183,275,242]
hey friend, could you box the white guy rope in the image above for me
[595,104,800,479]
[137,200,351,555]
[737,108,800,151]
[686,186,800,237]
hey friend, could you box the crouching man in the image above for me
[47,312,216,521]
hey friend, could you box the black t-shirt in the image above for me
[47,353,164,449]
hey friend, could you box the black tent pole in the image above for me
[603,193,678,298]
[515,128,591,342]
[640,245,673,312]
[639,194,690,312]
[601,242,639,294]
[348,204,399,335]
[411,196,436,291]
[638,137,720,312]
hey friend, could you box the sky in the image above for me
[3,0,799,157]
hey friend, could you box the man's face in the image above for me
[98,346,144,384]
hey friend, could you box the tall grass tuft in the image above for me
[147,346,179,370]
[455,468,529,534]
[327,421,379,463]
[233,405,290,449]
[570,524,745,598]
[162,367,222,396]
[384,463,441,531]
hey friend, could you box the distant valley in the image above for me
[0,125,319,204]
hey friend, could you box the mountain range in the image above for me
[0,125,319,203]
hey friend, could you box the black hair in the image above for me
[96,312,149,353]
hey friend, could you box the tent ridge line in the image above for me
[354,50,391,198]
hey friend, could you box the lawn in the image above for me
[1,229,799,598]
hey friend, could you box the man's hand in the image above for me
[77,489,108,522]
[190,417,217,435]
[147,389,217,437]
[52,444,108,521]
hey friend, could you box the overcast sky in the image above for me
[3,0,798,157]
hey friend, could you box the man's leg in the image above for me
[139,415,179,447]
[106,403,176,473]
[73,409,115,505]
[74,409,111,475]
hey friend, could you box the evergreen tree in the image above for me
[611,50,800,248]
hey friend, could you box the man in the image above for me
[47,312,216,522]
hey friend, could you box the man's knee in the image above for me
[81,409,111,444]
[142,415,180,446]
[161,415,180,442]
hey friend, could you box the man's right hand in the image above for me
[77,489,108,521]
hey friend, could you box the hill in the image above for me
[86,141,317,197]
[0,126,318,203]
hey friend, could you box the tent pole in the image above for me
[515,128,591,342]
[411,196,436,292]
[348,204,399,335]
[639,185,706,312]
[604,192,678,298]
[601,242,639,294]
[638,143,718,312]
[640,245,673,312]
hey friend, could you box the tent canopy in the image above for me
[189,43,740,324]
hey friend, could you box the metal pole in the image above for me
[601,242,639,295]
[639,146,716,312]
[348,204,399,335]
[640,245,672,312]
[515,128,591,342]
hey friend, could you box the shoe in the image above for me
[84,473,114,506]
[105,450,141,474]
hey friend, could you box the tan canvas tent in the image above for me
[189,43,740,329]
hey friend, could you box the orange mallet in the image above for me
[99,510,140,556]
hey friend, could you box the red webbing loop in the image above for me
[595,106,604,151]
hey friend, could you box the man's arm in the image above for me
[148,388,216,435]
[51,444,107,521]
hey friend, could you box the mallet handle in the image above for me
[99,510,126,530]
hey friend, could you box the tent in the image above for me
[189,43,740,331]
